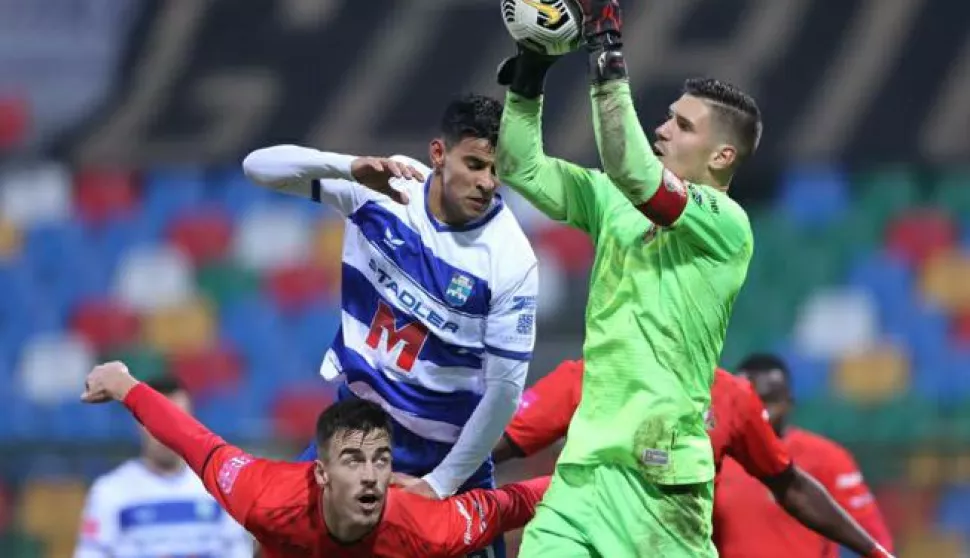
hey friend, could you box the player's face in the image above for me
[653,95,722,182]
[432,136,500,224]
[141,391,191,470]
[741,369,792,434]
[317,429,393,530]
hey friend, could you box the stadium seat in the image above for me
[854,166,921,223]
[932,169,970,219]
[0,219,21,260]
[776,165,849,228]
[0,532,44,558]
[885,208,956,267]
[70,299,140,353]
[793,287,878,360]
[142,298,216,355]
[99,345,168,382]
[88,216,159,275]
[23,220,89,277]
[233,205,312,271]
[947,454,970,485]
[170,343,242,398]
[310,218,344,288]
[874,485,937,536]
[114,244,195,311]
[218,295,285,361]
[0,94,28,150]
[920,250,970,314]
[18,479,87,558]
[773,344,830,400]
[16,333,94,405]
[270,382,335,441]
[166,208,233,265]
[0,164,72,227]
[898,530,965,558]
[937,484,970,537]
[290,302,342,365]
[73,169,138,224]
[832,344,909,403]
[195,260,260,307]
[265,263,332,314]
[908,451,945,488]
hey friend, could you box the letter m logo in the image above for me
[365,301,429,372]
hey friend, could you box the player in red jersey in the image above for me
[80,361,549,558]
[493,359,893,558]
[714,353,894,558]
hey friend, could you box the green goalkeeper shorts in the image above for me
[518,463,717,557]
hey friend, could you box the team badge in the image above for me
[445,273,474,306]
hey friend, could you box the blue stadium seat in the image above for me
[847,252,914,324]
[219,295,286,361]
[777,165,850,228]
[91,217,160,274]
[215,171,277,218]
[23,221,90,278]
[937,484,970,536]
[774,343,830,399]
[290,302,342,365]
[143,169,207,233]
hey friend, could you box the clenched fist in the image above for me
[81,361,140,404]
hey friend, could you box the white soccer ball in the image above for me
[500,0,582,56]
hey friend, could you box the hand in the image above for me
[496,44,561,99]
[81,361,140,404]
[574,0,623,40]
[391,472,441,500]
[350,157,424,205]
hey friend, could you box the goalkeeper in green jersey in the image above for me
[495,1,761,556]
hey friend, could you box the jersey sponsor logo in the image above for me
[366,301,430,372]
[511,296,536,311]
[81,517,99,538]
[445,272,475,307]
[455,500,474,545]
[641,448,670,467]
[687,183,704,207]
[218,455,254,495]
[516,313,535,336]
[369,259,460,334]
[382,227,405,250]
[836,471,863,489]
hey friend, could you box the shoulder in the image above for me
[388,154,432,194]
[791,428,852,457]
[713,369,754,404]
[86,461,144,506]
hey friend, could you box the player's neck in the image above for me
[321,496,379,544]
[140,456,186,477]
[426,174,461,226]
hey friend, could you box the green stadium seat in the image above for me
[932,168,970,219]
[0,532,44,558]
[854,166,922,224]
[99,345,168,382]
[196,261,260,308]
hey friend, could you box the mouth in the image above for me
[356,492,382,513]
[652,142,664,157]
[468,197,489,211]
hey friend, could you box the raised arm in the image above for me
[495,50,608,234]
[242,145,422,215]
[427,476,551,555]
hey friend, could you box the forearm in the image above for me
[496,93,574,222]
[122,383,226,475]
[242,144,356,195]
[424,379,523,496]
[775,467,884,556]
[590,80,664,206]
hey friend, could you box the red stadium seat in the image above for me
[534,225,594,274]
[874,485,937,536]
[70,299,141,353]
[271,385,334,441]
[167,209,233,265]
[265,263,332,313]
[885,209,956,268]
[74,169,138,224]
[171,344,242,397]
[0,95,28,150]
[0,481,11,534]
[953,311,970,346]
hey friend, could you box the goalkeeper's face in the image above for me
[653,94,734,184]
[431,136,500,224]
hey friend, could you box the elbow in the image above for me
[242,146,290,189]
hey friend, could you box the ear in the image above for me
[709,144,737,172]
[428,139,446,171]
[313,459,328,487]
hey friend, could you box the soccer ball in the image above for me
[500,0,582,56]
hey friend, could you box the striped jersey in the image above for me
[74,460,252,558]
[316,156,539,443]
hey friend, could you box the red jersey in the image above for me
[504,361,792,477]
[714,428,894,558]
[122,383,549,558]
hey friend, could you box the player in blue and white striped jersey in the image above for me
[243,95,537,556]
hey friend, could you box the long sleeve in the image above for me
[496,92,608,235]
[816,447,894,553]
[729,381,793,479]
[426,476,550,556]
[504,359,584,457]
[242,144,372,216]
[121,384,273,527]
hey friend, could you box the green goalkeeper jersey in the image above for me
[498,91,753,485]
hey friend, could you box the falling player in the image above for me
[493,358,895,558]
[715,354,894,558]
[79,361,549,558]
[496,0,756,554]
[243,94,537,557]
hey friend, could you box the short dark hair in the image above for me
[315,399,392,458]
[146,376,186,397]
[440,94,503,149]
[736,353,790,383]
[683,77,762,162]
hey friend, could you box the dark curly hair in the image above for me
[683,78,762,161]
[439,94,504,149]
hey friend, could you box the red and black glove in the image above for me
[574,0,627,83]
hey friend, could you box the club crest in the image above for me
[445,273,474,306]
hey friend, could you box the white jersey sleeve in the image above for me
[73,479,117,558]
[242,144,374,216]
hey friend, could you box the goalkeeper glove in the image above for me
[574,0,627,83]
[496,45,559,99]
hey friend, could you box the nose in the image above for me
[478,173,500,193]
[655,119,673,141]
[360,461,378,483]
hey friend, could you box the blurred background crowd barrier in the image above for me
[1,0,970,556]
